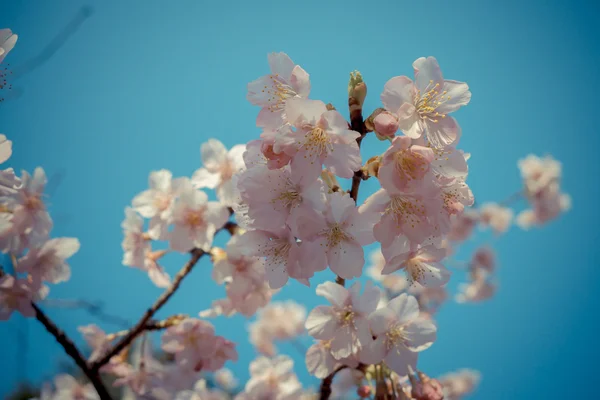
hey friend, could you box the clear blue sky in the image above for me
[1,0,599,398]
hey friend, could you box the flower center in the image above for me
[153,192,172,212]
[386,324,408,348]
[301,127,333,159]
[386,196,426,228]
[406,257,426,284]
[264,74,298,112]
[184,209,205,228]
[24,195,44,211]
[325,223,349,248]
[414,80,451,122]
[395,149,429,181]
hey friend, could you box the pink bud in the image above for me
[357,385,372,398]
[373,111,399,139]
[260,141,291,169]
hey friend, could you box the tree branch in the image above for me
[319,365,348,400]
[90,248,207,370]
[32,303,113,400]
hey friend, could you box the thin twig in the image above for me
[90,248,207,370]
[32,303,112,400]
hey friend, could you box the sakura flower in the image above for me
[202,336,239,372]
[294,191,376,280]
[132,170,184,239]
[78,324,111,362]
[0,29,18,64]
[479,202,513,234]
[16,237,80,284]
[409,371,444,400]
[518,154,561,196]
[176,379,229,400]
[212,235,266,285]
[0,134,12,164]
[471,246,495,276]
[53,374,99,400]
[121,207,150,267]
[225,272,273,317]
[447,210,479,242]
[455,278,496,303]
[378,136,435,192]
[380,57,471,148]
[383,244,451,288]
[215,368,238,391]
[363,188,441,248]
[113,361,163,396]
[247,52,311,128]
[362,293,437,376]
[161,318,219,372]
[517,181,571,229]
[0,275,42,319]
[254,301,306,340]
[237,164,325,231]
[305,281,380,360]
[241,355,303,400]
[169,181,229,252]
[438,369,481,400]
[305,340,337,379]
[235,226,324,288]
[0,167,52,254]
[191,140,246,207]
[283,98,362,181]
[366,248,410,293]
[373,110,400,139]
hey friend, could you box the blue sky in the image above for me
[1,0,599,398]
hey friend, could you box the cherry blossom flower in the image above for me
[0,29,18,64]
[378,136,435,192]
[293,191,376,280]
[53,374,99,400]
[169,181,229,252]
[247,52,311,129]
[132,170,185,239]
[517,181,571,229]
[238,355,303,400]
[161,318,219,372]
[438,369,481,400]
[380,57,471,148]
[447,210,479,242]
[16,237,80,284]
[0,168,52,254]
[518,154,561,196]
[282,98,362,181]
[366,248,410,293]
[225,272,274,317]
[237,164,325,231]
[175,379,229,400]
[235,226,323,287]
[305,281,380,360]
[121,207,149,266]
[382,244,451,288]
[373,110,400,139]
[0,275,46,319]
[191,139,246,207]
[212,235,266,285]
[0,167,21,197]
[249,301,306,355]
[214,368,238,391]
[0,134,12,164]
[471,246,495,276]
[362,293,437,376]
[409,370,444,400]
[455,278,496,303]
[78,324,111,362]
[479,202,513,234]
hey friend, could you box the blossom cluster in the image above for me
[1,34,573,400]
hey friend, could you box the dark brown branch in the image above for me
[32,303,113,400]
[91,248,207,370]
[319,365,348,400]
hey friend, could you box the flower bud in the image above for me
[373,111,399,140]
[409,370,444,400]
[348,70,367,107]
[261,141,291,169]
[357,385,372,398]
[363,155,381,178]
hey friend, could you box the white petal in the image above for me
[201,139,228,171]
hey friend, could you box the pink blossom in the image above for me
[236,163,325,232]
[121,207,149,268]
[0,29,18,64]
[191,140,246,207]
[305,281,380,360]
[0,168,52,254]
[447,210,479,242]
[212,235,266,285]
[78,324,111,362]
[235,227,324,287]
[518,182,571,229]
[16,237,80,284]
[132,170,184,240]
[225,273,273,317]
[362,293,437,376]
[175,379,229,400]
[456,278,496,303]
[169,181,229,252]
[518,154,561,196]
[378,136,435,192]
[380,57,471,148]
[409,371,444,400]
[214,368,238,391]
[383,245,451,288]
[113,361,163,396]
[0,275,46,319]
[305,340,337,379]
[471,246,495,276]
[366,248,410,293]
[240,355,303,400]
[294,191,376,280]
[249,301,306,355]
[479,202,513,234]
[363,188,441,248]
[0,167,21,197]
[0,134,12,164]
[247,52,311,129]
[373,111,400,139]
[161,318,219,372]
[202,336,239,372]
[438,369,481,399]
[283,98,362,181]
[53,374,99,400]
